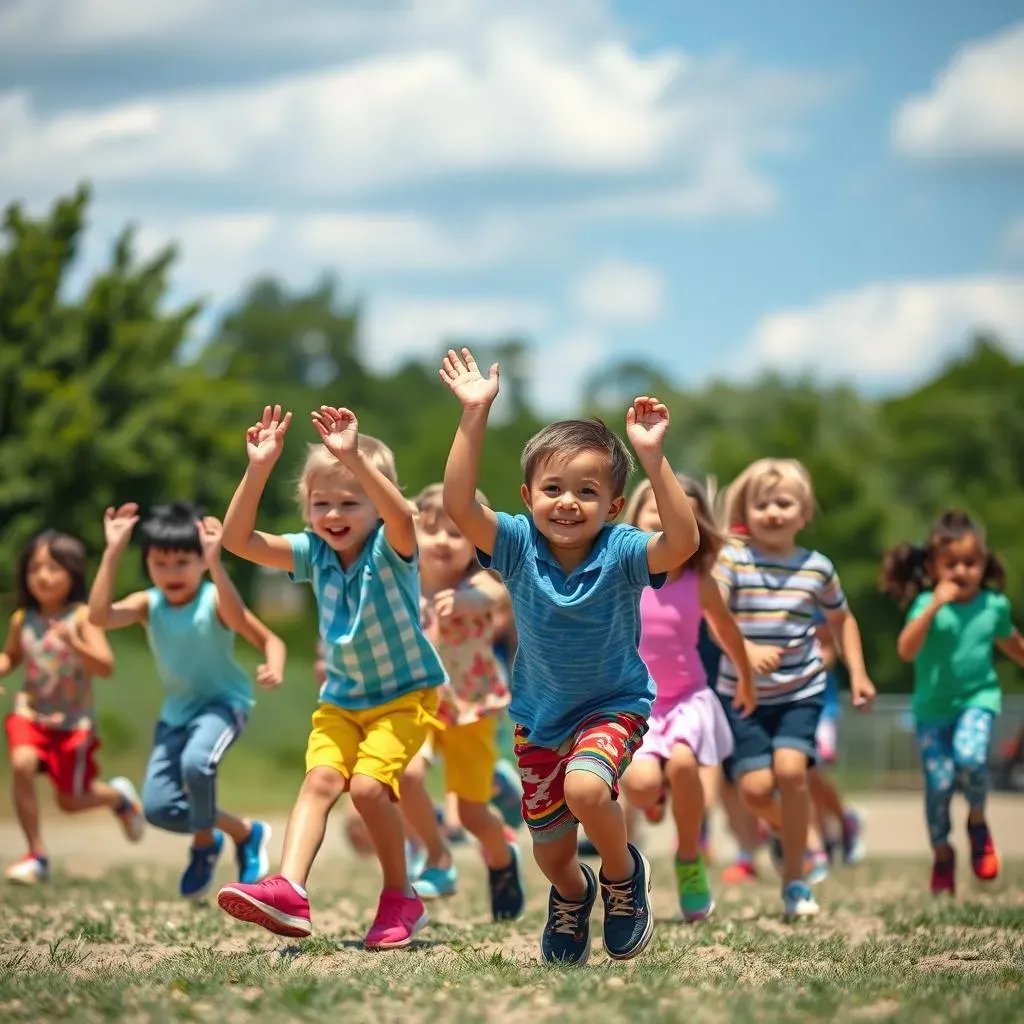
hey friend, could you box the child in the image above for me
[716,458,876,920]
[438,348,699,965]
[620,475,755,922]
[1,530,145,884]
[399,484,525,920]
[216,405,447,950]
[883,509,1024,894]
[88,503,282,899]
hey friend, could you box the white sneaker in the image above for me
[782,880,819,921]
[110,777,146,843]
[5,854,49,885]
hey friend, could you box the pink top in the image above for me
[639,570,707,711]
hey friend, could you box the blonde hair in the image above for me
[296,435,399,516]
[623,474,724,575]
[412,483,489,579]
[722,458,814,534]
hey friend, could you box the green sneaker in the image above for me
[675,856,714,923]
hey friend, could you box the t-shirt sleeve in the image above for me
[373,523,417,577]
[609,524,666,589]
[814,555,848,612]
[713,546,739,597]
[477,512,531,580]
[993,593,1014,639]
[283,531,317,583]
[905,591,933,624]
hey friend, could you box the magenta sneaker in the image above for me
[218,874,312,937]
[364,889,429,950]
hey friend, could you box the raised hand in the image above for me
[246,405,292,467]
[625,396,669,460]
[311,406,359,462]
[196,516,224,566]
[438,348,500,410]
[103,503,140,553]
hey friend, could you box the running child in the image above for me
[716,458,876,920]
[2,530,145,884]
[216,405,447,950]
[439,347,699,964]
[620,475,755,922]
[398,484,525,920]
[883,509,1024,894]
[88,503,282,899]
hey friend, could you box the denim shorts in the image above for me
[720,691,824,780]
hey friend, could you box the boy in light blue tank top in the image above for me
[88,501,287,900]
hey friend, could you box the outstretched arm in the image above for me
[89,503,150,630]
[311,406,417,559]
[438,348,500,556]
[0,613,23,693]
[825,607,876,710]
[626,397,699,574]
[222,405,296,572]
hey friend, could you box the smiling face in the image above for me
[306,471,380,566]
[25,543,74,613]
[746,479,808,553]
[521,449,624,559]
[145,548,206,605]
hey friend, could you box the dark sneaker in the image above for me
[180,831,224,900]
[600,843,654,961]
[541,862,597,965]
[489,845,526,921]
[930,850,956,896]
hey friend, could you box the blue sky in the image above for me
[1,0,1022,412]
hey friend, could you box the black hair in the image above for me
[137,501,204,570]
[16,530,88,612]
[881,508,1005,608]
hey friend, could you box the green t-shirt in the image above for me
[907,589,1013,722]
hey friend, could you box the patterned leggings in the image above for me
[916,708,995,848]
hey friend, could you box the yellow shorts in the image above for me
[427,715,499,804]
[305,688,440,800]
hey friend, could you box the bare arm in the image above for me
[996,629,1024,669]
[0,614,23,680]
[826,606,875,708]
[896,599,944,662]
[699,573,756,713]
[438,349,500,555]
[344,450,418,560]
[235,608,288,689]
[61,610,115,678]
[816,621,840,670]
[88,550,149,630]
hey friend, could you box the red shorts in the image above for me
[514,711,647,843]
[4,714,100,797]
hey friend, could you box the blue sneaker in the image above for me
[782,880,819,921]
[491,760,524,830]
[180,831,224,900]
[488,844,525,921]
[405,838,428,881]
[600,843,654,961]
[236,821,271,885]
[541,862,597,965]
[413,864,458,900]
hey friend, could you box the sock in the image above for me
[285,878,308,899]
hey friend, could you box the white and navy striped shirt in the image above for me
[714,544,846,705]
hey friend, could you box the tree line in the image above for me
[3,187,1023,695]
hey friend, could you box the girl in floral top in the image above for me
[399,485,525,921]
[1,530,145,885]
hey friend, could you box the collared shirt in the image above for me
[479,511,664,748]
[286,525,447,710]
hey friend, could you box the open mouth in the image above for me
[324,526,351,543]
[551,518,583,527]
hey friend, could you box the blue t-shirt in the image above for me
[286,524,447,710]
[479,511,665,748]
[146,581,254,727]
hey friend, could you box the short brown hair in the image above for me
[521,419,635,497]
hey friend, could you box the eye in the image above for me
[581,487,596,496]
[542,484,559,494]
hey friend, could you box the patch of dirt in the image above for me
[916,949,1004,973]
[848,999,902,1020]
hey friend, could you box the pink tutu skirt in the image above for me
[635,687,734,765]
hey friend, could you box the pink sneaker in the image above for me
[218,875,312,937]
[364,889,428,950]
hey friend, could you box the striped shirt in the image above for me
[478,512,665,748]
[286,526,447,710]
[714,544,847,705]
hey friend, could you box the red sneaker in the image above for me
[968,821,1000,881]
[930,852,956,896]
[720,860,758,884]
[364,889,429,950]
[218,875,312,937]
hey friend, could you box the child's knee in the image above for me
[739,770,774,809]
[665,747,699,788]
[9,748,38,778]
[773,749,810,790]
[621,766,664,808]
[349,772,392,810]
[302,766,348,802]
[55,791,80,812]
[401,755,430,786]
[455,798,494,833]
[563,769,612,817]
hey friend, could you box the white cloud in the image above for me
[743,276,1024,382]
[1003,217,1024,259]
[893,23,1024,161]
[573,259,664,325]
[363,296,550,374]
[527,329,612,415]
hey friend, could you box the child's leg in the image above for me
[916,720,956,855]
[809,768,845,826]
[279,767,348,885]
[952,708,999,879]
[141,723,193,834]
[620,756,666,818]
[180,706,248,847]
[772,748,811,886]
[8,744,44,856]
[666,745,704,861]
[401,748,451,870]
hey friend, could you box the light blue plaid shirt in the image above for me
[285,525,447,710]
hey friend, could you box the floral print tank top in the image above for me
[420,581,511,727]
[17,605,94,730]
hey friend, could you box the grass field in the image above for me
[1,853,1022,1024]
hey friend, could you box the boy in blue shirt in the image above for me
[88,502,285,899]
[439,348,699,965]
